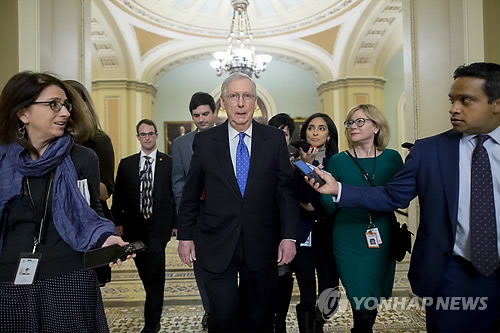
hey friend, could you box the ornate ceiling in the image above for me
[91,0,403,83]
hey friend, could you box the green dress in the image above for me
[320,149,403,309]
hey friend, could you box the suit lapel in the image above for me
[438,130,460,232]
[214,122,241,196]
[153,152,165,196]
[131,154,141,193]
[244,121,266,198]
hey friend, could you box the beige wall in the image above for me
[483,0,500,63]
[92,80,157,164]
[0,0,19,90]
[318,77,385,151]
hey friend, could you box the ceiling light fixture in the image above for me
[210,0,272,78]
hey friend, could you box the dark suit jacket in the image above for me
[112,151,176,250]
[177,120,299,273]
[339,129,463,297]
[171,130,197,211]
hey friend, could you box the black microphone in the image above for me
[401,142,414,150]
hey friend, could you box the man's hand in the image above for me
[277,239,296,265]
[305,167,339,195]
[178,240,196,267]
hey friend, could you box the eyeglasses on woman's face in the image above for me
[31,100,73,113]
[344,118,373,129]
[225,93,255,104]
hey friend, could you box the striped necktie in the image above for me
[141,156,153,219]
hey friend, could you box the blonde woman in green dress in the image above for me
[320,104,403,333]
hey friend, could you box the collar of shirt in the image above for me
[462,125,500,146]
[140,149,158,170]
[228,123,253,141]
[228,123,253,173]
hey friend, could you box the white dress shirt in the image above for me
[455,126,500,260]
[228,123,253,175]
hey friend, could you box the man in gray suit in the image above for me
[171,91,216,329]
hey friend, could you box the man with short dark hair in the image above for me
[112,119,176,333]
[171,92,217,329]
[309,62,500,333]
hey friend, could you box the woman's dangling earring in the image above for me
[16,124,26,139]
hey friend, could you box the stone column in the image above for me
[318,77,385,151]
[0,0,91,88]
[92,80,157,162]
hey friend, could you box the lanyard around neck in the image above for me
[25,172,54,254]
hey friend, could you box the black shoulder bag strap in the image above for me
[345,151,406,216]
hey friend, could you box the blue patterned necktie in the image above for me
[236,132,250,196]
[470,134,498,276]
[142,156,153,219]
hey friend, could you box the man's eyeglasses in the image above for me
[138,132,157,138]
[344,118,373,129]
[32,100,72,112]
[226,93,255,104]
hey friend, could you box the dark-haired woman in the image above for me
[65,80,116,286]
[0,71,128,333]
[294,113,339,333]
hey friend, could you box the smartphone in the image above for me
[83,241,147,269]
[291,140,311,152]
[292,159,326,187]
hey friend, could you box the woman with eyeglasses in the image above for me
[0,71,128,333]
[293,113,340,333]
[319,104,403,333]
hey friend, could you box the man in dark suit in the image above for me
[177,73,299,332]
[171,91,217,329]
[112,119,176,333]
[309,62,500,333]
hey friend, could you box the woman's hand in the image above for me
[298,145,318,164]
[102,235,135,267]
[305,167,339,195]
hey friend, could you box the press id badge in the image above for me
[14,253,42,285]
[366,227,382,244]
[365,232,379,248]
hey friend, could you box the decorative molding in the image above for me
[351,0,402,67]
[91,17,119,70]
[92,79,158,96]
[317,77,386,94]
[100,56,119,68]
[111,0,361,38]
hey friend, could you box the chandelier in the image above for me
[210,0,272,78]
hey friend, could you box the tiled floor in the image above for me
[102,241,427,333]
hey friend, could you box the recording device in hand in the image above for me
[291,140,311,152]
[84,241,147,269]
[292,159,326,187]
